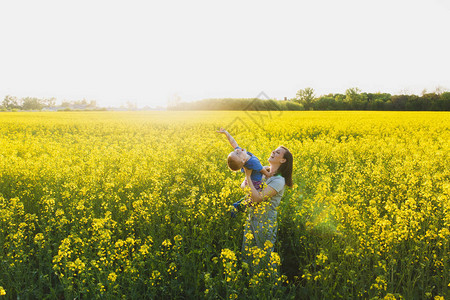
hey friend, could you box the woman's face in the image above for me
[268,147,286,164]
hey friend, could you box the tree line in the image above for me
[168,98,304,111]
[295,87,450,111]
[169,88,450,111]
[3,88,450,111]
[0,96,99,111]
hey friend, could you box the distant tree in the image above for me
[345,88,367,110]
[168,98,303,111]
[126,101,137,110]
[421,93,440,110]
[43,97,57,108]
[391,95,408,110]
[2,95,21,110]
[88,100,97,108]
[405,95,420,110]
[365,93,390,110]
[345,87,361,101]
[284,101,304,110]
[367,93,391,102]
[73,99,88,106]
[332,94,345,109]
[370,99,386,110]
[22,97,44,110]
[439,92,450,110]
[314,96,334,110]
[295,87,316,110]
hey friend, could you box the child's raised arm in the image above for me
[216,128,239,149]
[260,166,272,178]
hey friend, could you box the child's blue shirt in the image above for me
[235,147,263,181]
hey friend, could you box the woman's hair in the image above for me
[276,146,293,187]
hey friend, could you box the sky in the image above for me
[1,0,449,108]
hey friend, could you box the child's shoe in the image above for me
[231,197,249,217]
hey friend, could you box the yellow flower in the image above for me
[264,240,273,251]
[151,270,161,282]
[174,235,183,243]
[162,239,172,247]
[244,232,254,242]
[167,262,177,274]
[0,286,6,296]
[108,272,117,282]
[139,244,150,256]
[34,233,44,244]
[220,248,237,261]
[270,252,281,265]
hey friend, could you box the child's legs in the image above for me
[252,180,263,191]
[241,179,263,191]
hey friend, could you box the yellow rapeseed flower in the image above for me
[108,272,117,282]
[162,239,172,247]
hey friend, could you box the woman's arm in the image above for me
[244,167,277,204]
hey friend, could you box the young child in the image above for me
[217,128,272,216]
[217,127,271,190]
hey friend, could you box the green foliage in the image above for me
[295,88,317,110]
[21,97,45,111]
[345,88,368,110]
[169,89,450,112]
[1,96,97,111]
[305,89,449,111]
[168,98,304,111]
[2,95,20,110]
[314,97,336,110]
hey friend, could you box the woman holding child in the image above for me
[217,128,293,260]
[242,146,293,259]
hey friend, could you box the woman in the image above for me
[242,146,293,261]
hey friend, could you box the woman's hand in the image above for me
[244,166,277,204]
[243,167,252,178]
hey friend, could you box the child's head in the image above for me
[227,148,247,171]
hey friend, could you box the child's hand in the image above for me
[216,127,227,134]
[261,166,272,178]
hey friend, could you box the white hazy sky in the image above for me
[1,0,449,108]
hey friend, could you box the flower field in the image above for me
[0,111,449,299]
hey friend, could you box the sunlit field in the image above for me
[0,111,449,299]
